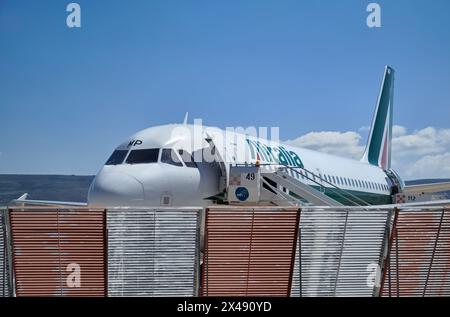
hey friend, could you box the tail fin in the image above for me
[360,66,395,170]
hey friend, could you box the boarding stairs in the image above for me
[261,165,371,206]
[227,163,371,207]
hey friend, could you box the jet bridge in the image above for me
[226,164,370,207]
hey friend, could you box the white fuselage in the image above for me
[88,124,393,207]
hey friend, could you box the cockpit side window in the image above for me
[178,149,198,168]
[161,149,183,167]
[126,148,160,164]
[105,150,128,165]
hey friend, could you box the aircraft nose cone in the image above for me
[88,170,144,206]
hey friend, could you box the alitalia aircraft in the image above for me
[12,66,450,207]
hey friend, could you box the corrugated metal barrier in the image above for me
[201,207,300,297]
[9,208,107,296]
[3,204,450,297]
[107,208,201,296]
[1,208,10,297]
[381,208,450,297]
[291,207,391,297]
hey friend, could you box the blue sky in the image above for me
[1,0,450,177]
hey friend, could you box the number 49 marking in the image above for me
[246,173,255,181]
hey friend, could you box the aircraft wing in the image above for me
[7,193,88,207]
[403,182,450,194]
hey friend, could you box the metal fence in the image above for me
[2,204,450,297]
[1,208,9,297]
[107,207,201,297]
[201,207,300,297]
[291,207,392,297]
[8,207,107,297]
[381,208,450,297]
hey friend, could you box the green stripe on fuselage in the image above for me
[298,186,392,205]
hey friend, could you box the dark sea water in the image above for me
[0,175,94,205]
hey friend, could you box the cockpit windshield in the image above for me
[178,149,198,168]
[105,150,128,165]
[161,149,183,167]
[126,148,160,164]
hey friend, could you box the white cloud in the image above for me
[392,127,450,157]
[392,125,407,137]
[359,126,370,133]
[285,131,365,160]
[284,125,450,180]
[404,153,450,179]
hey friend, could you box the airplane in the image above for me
[10,66,450,207]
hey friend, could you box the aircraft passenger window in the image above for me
[105,150,128,165]
[126,148,160,164]
[161,149,183,167]
[178,150,198,168]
